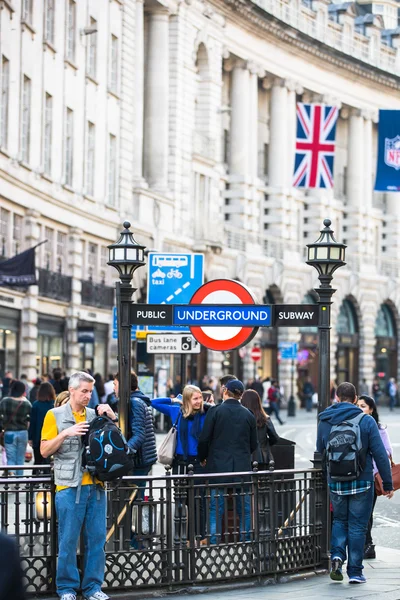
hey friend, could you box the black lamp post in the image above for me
[306,218,346,568]
[108,221,146,438]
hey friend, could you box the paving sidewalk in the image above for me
[42,546,400,600]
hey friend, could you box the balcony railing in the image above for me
[81,279,114,309]
[38,268,72,302]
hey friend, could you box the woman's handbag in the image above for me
[374,456,400,496]
[157,413,180,466]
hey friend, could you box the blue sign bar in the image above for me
[173,305,272,327]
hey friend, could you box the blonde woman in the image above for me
[54,391,69,408]
[152,385,211,474]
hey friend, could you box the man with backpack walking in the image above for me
[316,381,393,585]
[41,371,116,600]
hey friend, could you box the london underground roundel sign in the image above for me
[189,279,258,351]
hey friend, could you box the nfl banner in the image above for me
[293,103,338,189]
[375,110,400,192]
[0,247,37,286]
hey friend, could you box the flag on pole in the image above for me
[293,103,338,189]
[375,109,400,192]
[0,247,37,286]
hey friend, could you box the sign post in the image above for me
[279,342,299,418]
[250,346,262,379]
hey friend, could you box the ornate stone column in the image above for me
[66,227,83,373]
[230,60,250,177]
[133,0,146,186]
[21,210,40,379]
[144,8,169,192]
[268,78,288,189]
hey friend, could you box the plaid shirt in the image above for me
[329,480,372,496]
[0,397,31,431]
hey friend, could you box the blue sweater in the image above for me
[151,397,207,457]
[316,402,393,491]
[29,400,54,449]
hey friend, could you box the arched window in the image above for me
[337,299,358,334]
[375,304,396,338]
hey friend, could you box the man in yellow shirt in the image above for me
[41,371,115,600]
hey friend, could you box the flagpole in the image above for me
[32,239,48,250]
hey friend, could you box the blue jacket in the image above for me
[316,402,393,491]
[28,400,54,448]
[151,397,207,457]
[128,391,157,468]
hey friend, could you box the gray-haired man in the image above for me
[41,371,116,600]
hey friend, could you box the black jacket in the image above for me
[253,419,279,467]
[0,533,26,600]
[197,399,258,473]
[128,390,157,468]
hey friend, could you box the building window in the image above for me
[0,56,9,149]
[88,242,98,281]
[44,227,54,270]
[107,134,117,206]
[110,35,118,91]
[45,0,55,44]
[56,232,66,273]
[12,214,22,255]
[86,17,97,78]
[66,0,76,62]
[85,121,95,196]
[44,93,53,175]
[0,208,10,257]
[22,0,33,23]
[21,75,31,164]
[64,107,73,186]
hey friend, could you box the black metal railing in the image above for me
[0,465,324,596]
[38,268,72,302]
[81,280,114,309]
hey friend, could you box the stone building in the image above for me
[1,0,400,400]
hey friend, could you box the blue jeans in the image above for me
[4,430,28,476]
[269,403,283,424]
[55,484,106,597]
[330,486,374,578]
[209,487,251,544]
[389,394,396,411]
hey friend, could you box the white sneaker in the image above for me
[60,594,76,600]
[84,591,110,600]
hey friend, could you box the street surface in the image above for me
[154,406,400,550]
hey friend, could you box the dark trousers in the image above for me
[365,489,378,546]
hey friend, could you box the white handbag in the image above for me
[157,413,180,465]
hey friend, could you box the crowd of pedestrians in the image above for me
[0,365,398,598]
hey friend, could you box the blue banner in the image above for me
[375,109,400,192]
[173,305,272,327]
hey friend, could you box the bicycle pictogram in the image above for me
[167,268,183,279]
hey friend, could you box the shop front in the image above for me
[336,299,359,385]
[374,303,398,383]
[37,315,66,376]
[297,293,318,406]
[0,305,20,378]
[78,321,109,377]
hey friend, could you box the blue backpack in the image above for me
[325,413,366,481]
[83,415,133,481]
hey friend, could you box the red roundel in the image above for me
[250,347,262,362]
[189,279,258,351]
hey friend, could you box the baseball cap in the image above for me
[225,379,244,395]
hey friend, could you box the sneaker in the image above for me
[349,575,367,584]
[330,557,343,581]
[60,595,76,600]
[364,544,376,559]
[84,592,110,600]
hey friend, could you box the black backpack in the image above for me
[324,413,366,481]
[83,415,133,482]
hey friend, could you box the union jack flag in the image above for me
[293,103,338,189]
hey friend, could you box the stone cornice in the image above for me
[211,0,400,91]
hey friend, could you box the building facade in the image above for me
[1,0,400,400]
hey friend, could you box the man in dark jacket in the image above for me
[0,532,26,600]
[198,379,258,544]
[316,381,393,584]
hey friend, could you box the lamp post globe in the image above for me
[107,221,146,438]
[306,218,346,284]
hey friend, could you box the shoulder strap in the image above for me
[349,413,365,426]
[173,410,181,428]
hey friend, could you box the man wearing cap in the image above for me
[198,379,258,544]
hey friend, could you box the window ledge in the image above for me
[62,183,74,193]
[84,194,96,203]
[41,172,53,183]
[64,58,78,71]
[43,40,57,54]
[86,73,98,86]
[105,202,118,211]
[0,147,11,159]
[21,20,36,35]
[19,160,32,171]
[107,87,120,100]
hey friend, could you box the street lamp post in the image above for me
[306,218,346,568]
[108,222,146,438]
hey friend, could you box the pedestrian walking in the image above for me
[372,378,381,406]
[357,394,393,559]
[267,380,284,425]
[29,378,42,404]
[303,377,315,412]
[197,379,258,544]
[359,379,368,396]
[40,371,116,600]
[241,389,278,470]
[28,382,55,468]
[387,377,397,411]
[0,531,26,600]
[0,380,31,476]
[317,381,393,584]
